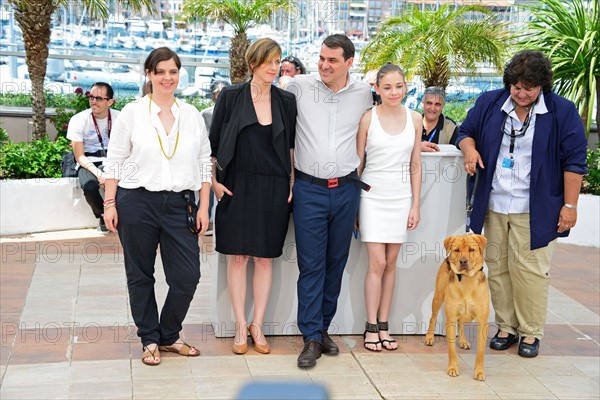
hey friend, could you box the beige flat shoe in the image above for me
[142,345,161,366]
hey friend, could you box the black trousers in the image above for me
[116,187,201,348]
[78,162,104,218]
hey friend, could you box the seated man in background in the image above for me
[67,82,119,232]
[420,86,459,152]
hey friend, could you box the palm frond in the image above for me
[522,0,599,134]
[361,4,509,87]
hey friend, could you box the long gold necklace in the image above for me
[149,94,180,160]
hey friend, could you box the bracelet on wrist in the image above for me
[563,203,577,210]
[103,203,116,209]
[103,199,116,206]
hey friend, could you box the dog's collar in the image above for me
[446,259,484,282]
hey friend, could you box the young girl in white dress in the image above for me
[356,63,422,351]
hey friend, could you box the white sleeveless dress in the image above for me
[359,106,415,243]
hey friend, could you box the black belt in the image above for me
[295,169,370,191]
[85,150,107,157]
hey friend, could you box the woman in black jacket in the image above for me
[209,38,297,355]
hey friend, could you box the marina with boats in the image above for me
[0,4,501,103]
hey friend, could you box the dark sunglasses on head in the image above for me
[282,57,299,67]
[87,94,110,102]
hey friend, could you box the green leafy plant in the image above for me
[50,88,90,138]
[0,124,8,148]
[360,4,510,88]
[0,136,71,179]
[0,92,34,107]
[522,0,599,136]
[184,96,213,112]
[582,147,600,196]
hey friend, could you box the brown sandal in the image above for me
[142,345,161,366]
[159,340,200,357]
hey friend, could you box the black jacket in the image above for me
[209,81,297,182]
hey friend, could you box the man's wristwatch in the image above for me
[563,203,577,210]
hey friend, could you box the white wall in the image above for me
[558,194,600,248]
[0,178,97,235]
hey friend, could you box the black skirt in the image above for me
[215,122,291,258]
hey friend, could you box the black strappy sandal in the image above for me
[378,321,398,350]
[363,321,382,352]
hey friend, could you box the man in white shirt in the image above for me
[289,34,373,368]
[66,82,120,232]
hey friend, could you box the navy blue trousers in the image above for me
[116,188,201,348]
[292,178,360,343]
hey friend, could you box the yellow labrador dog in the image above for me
[424,234,489,381]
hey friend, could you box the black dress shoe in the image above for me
[322,331,339,355]
[518,338,540,358]
[297,340,322,368]
[489,331,519,350]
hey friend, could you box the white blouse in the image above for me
[104,96,212,192]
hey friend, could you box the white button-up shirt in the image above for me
[104,96,212,192]
[289,73,372,179]
[488,94,548,214]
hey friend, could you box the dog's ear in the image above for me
[443,236,455,253]
[473,234,487,252]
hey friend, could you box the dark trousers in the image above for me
[292,178,360,343]
[116,187,201,348]
[78,162,104,218]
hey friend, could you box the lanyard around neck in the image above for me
[504,106,534,158]
[91,112,111,150]
[426,128,438,142]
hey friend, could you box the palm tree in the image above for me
[360,4,510,89]
[522,0,599,135]
[182,0,295,84]
[8,0,154,139]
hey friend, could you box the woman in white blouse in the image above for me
[103,47,212,366]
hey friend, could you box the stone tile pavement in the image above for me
[0,230,598,399]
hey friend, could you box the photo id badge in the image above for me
[502,157,515,170]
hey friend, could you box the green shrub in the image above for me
[50,88,92,138]
[582,147,600,195]
[443,100,475,123]
[0,124,8,148]
[0,136,71,179]
[412,99,475,124]
[0,92,33,107]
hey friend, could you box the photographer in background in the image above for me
[66,82,119,232]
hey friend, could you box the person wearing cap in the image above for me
[420,86,459,152]
[280,56,306,78]
[201,80,231,236]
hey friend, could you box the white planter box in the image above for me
[558,194,600,248]
[0,178,97,235]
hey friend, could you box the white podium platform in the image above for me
[210,145,467,337]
